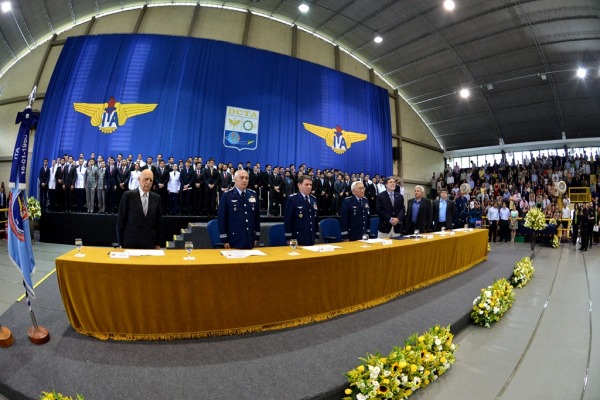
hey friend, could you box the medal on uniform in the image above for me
[299,213,303,218]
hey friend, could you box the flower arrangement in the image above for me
[40,391,85,400]
[510,257,534,288]
[552,235,559,248]
[344,325,457,399]
[523,207,546,231]
[471,278,515,328]
[26,197,42,220]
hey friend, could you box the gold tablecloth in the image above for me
[55,229,488,340]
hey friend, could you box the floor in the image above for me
[0,239,597,400]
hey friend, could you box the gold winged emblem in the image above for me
[303,122,367,154]
[73,97,157,134]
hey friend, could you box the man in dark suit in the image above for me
[192,162,204,215]
[432,189,456,231]
[376,177,405,238]
[116,159,130,211]
[117,169,163,249]
[38,158,50,212]
[340,181,370,241]
[203,158,218,216]
[62,160,76,212]
[218,170,261,249]
[105,158,119,213]
[217,164,232,199]
[179,159,194,215]
[284,175,319,246]
[155,160,169,214]
[405,185,432,234]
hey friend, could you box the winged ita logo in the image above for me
[303,123,367,154]
[73,97,157,134]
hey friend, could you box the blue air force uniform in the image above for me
[218,187,260,249]
[340,196,370,241]
[284,193,319,246]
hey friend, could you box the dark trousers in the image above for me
[488,220,498,242]
[499,220,509,242]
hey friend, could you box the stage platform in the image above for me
[0,241,532,400]
[39,211,287,248]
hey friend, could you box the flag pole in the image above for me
[0,321,15,348]
[23,281,49,344]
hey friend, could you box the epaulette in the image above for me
[247,188,256,194]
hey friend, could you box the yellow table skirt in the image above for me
[55,229,488,340]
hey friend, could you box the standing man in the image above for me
[405,185,432,234]
[218,170,261,249]
[74,158,86,212]
[432,189,456,231]
[155,160,169,214]
[105,158,118,213]
[499,201,510,242]
[179,159,194,215]
[284,175,319,246]
[97,160,107,213]
[84,158,99,213]
[203,158,218,216]
[487,201,499,242]
[48,159,57,211]
[192,161,204,215]
[375,177,405,238]
[117,169,163,249]
[340,181,370,241]
[38,158,50,212]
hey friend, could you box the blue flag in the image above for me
[8,107,38,298]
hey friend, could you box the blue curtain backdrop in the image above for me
[30,34,392,194]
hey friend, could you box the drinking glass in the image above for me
[74,238,83,257]
[414,229,420,239]
[289,239,299,255]
[361,234,370,248]
[441,227,446,235]
[184,241,194,260]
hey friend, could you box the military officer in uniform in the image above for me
[340,181,370,241]
[218,169,261,249]
[284,175,319,246]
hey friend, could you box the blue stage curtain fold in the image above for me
[30,34,392,196]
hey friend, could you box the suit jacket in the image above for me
[39,166,50,187]
[376,191,405,234]
[117,189,163,249]
[217,188,261,249]
[405,198,433,234]
[284,193,319,246]
[432,199,456,230]
[340,196,370,240]
[216,170,232,191]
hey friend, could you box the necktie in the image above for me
[241,191,246,200]
[142,193,148,216]
[305,195,310,205]
[389,193,394,203]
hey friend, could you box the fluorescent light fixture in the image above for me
[459,88,470,99]
[1,1,11,13]
[373,34,383,44]
[486,84,493,90]
[540,73,547,80]
[576,68,586,78]
[443,0,455,11]
[298,3,309,13]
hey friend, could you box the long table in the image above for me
[55,229,488,340]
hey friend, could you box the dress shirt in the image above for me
[439,199,447,222]
[412,200,420,224]
[487,207,499,221]
[499,207,510,220]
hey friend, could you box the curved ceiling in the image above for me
[1,0,599,151]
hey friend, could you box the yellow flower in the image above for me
[404,389,413,396]
[410,364,418,372]
[440,356,447,363]
[405,345,411,351]
[344,388,352,395]
[418,336,424,342]
[383,378,390,384]
[424,370,430,376]
[357,365,364,372]
[380,357,387,364]
[398,361,407,369]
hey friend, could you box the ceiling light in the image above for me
[443,0,455,11]
[459,88,470,99]
[1,2,11,13]
[539,73,547,81]
[486,84,493,90]
[576,68,586,78]
[373,35,383,44]
[298,3,309,13]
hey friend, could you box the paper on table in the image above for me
[301,245,341,252]
[221,250,267,258]
[125,249,166,256]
